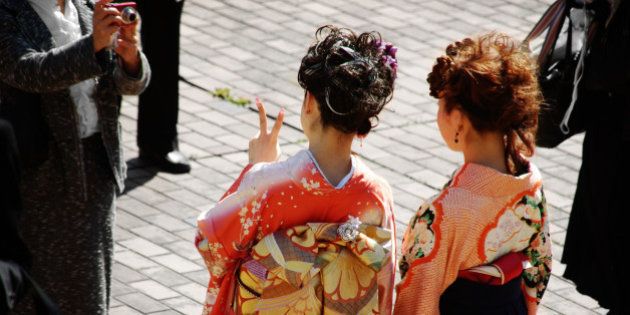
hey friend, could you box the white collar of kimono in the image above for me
[306,149,355,190]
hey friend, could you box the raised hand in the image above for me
[92,0,122,52]
[114,9,141,75]
[248,98,284,164]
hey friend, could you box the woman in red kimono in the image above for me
[395,33,552,315]
[196,25,398,315]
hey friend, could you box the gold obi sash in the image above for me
[234,218,391,314]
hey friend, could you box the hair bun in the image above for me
[298,25,396,136]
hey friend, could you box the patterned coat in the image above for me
[395,163,552,315]
[0,0,151,198]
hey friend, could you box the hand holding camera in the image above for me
[93,0,140,74]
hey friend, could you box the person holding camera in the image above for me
[0,0,150,313]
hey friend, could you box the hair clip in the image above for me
[324,87,350,116]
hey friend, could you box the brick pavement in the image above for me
[110,0,606,314]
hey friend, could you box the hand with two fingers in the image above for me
[249,98,285,164]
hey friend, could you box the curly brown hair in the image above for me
[298,25,396,136]
[427,32,542,175]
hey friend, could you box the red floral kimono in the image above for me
[196,150,396,314]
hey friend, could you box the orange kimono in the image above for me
[395,163,552,315]
[196,150,396,314]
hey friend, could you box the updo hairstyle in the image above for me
[427,33,543,175]
[298,25,397,136]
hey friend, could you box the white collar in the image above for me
[306,150,355,190]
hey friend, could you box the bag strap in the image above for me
[560,10,599,134]
[524,0,568,66]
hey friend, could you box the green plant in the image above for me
[210,87,251,107]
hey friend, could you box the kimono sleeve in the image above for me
[521,193,552,314]
[395,200,456,315]
[195,164,267,301]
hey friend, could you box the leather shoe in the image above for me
[139,149,191,174]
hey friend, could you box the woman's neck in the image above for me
[463,131,509,174]
[308,129,354,187]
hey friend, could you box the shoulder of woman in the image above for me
[239,157,296,192]
[352,156,392,192]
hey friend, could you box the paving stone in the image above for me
[113,263,148,283]
[130,225,181,245]
[144,213,193,232]
[116,292,170,313]
[152,254,204,273]
[110,305,143,315]
[115,250,159,270]
[173,282,207,302]
[130,280,181,300]
[162,296,203,315]
[141,266,192,288]
[119,238,170,257]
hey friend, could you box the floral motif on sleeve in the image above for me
[399,201,438,279]
[196,234,230,295]
[521,190,552,308]
[195,167,271,313]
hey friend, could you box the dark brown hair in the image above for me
[427,33,542,175]
[298,25,396,136]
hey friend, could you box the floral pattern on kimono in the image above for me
[395,162,551,315]
[196,150,396,315]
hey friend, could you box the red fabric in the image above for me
[458,252,527,285]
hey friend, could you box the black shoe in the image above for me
[139,149,191,174]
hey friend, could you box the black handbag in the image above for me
[524,0,596,148]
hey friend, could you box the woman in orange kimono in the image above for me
[395,33,552,315]
[196,25,398,315]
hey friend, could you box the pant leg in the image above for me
[136,0,184,154]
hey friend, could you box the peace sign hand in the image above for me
[248,98,285,164]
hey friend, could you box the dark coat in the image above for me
[0,0,151,198]
[561,1,630,312]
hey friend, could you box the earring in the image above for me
[357,135,365,148]
[454,132,459,144]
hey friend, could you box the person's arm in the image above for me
[112,51,150,95]
[0,10,104,93]
[0,1,125,94]
[195,166,267,309]
[395,201,454,315]
[111,16,150,95]
[521,194,552,315]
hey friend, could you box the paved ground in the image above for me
[109,0,606,314]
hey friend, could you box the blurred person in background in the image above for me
[135,0,191,173]
[561,0,630,313]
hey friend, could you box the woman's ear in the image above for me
[450,107,464,132]
[449,108,468,147]
[305,92,316,114]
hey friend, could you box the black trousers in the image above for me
[439,276,526,315]
[136,0,184,154]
